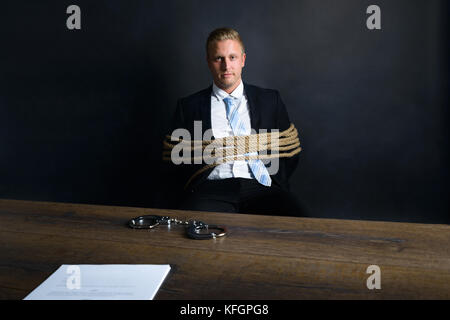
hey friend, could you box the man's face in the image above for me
[207,39,246,93]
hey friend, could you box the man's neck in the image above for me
[214,78,242,94]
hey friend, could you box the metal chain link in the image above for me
[157,216,190,226]
[128,215,227,240]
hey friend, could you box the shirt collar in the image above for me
[212,79,244,101]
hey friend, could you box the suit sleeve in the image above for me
[276,90,300,181]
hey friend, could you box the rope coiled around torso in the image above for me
[163,123,302,189]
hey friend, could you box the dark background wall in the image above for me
[1,0,448,223]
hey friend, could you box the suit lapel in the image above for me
[244,82,261,130]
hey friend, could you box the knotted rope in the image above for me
[163,123,301,189]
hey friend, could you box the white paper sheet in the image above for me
[23,264,171,300]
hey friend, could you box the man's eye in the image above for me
[230,56,236,60]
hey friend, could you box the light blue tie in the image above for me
[223,96,272,187]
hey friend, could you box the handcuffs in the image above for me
[128,215,228,240]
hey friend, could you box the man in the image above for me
[166,27,303,216]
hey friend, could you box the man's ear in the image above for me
[242,53,246,67]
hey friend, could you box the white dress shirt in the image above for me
[207,80,253,180]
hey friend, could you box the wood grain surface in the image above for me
[0,199,449,299]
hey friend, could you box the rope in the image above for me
[163,123,302,189]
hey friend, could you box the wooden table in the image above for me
[0,199,449,299]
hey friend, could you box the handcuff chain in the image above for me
[128,215,227,240]
[158,216,190,226]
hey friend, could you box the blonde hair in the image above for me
[206,27,245,57]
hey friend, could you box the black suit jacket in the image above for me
[164,82,300,202]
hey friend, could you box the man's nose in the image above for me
[221,58,229,69]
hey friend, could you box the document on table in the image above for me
[23,264,171,300]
